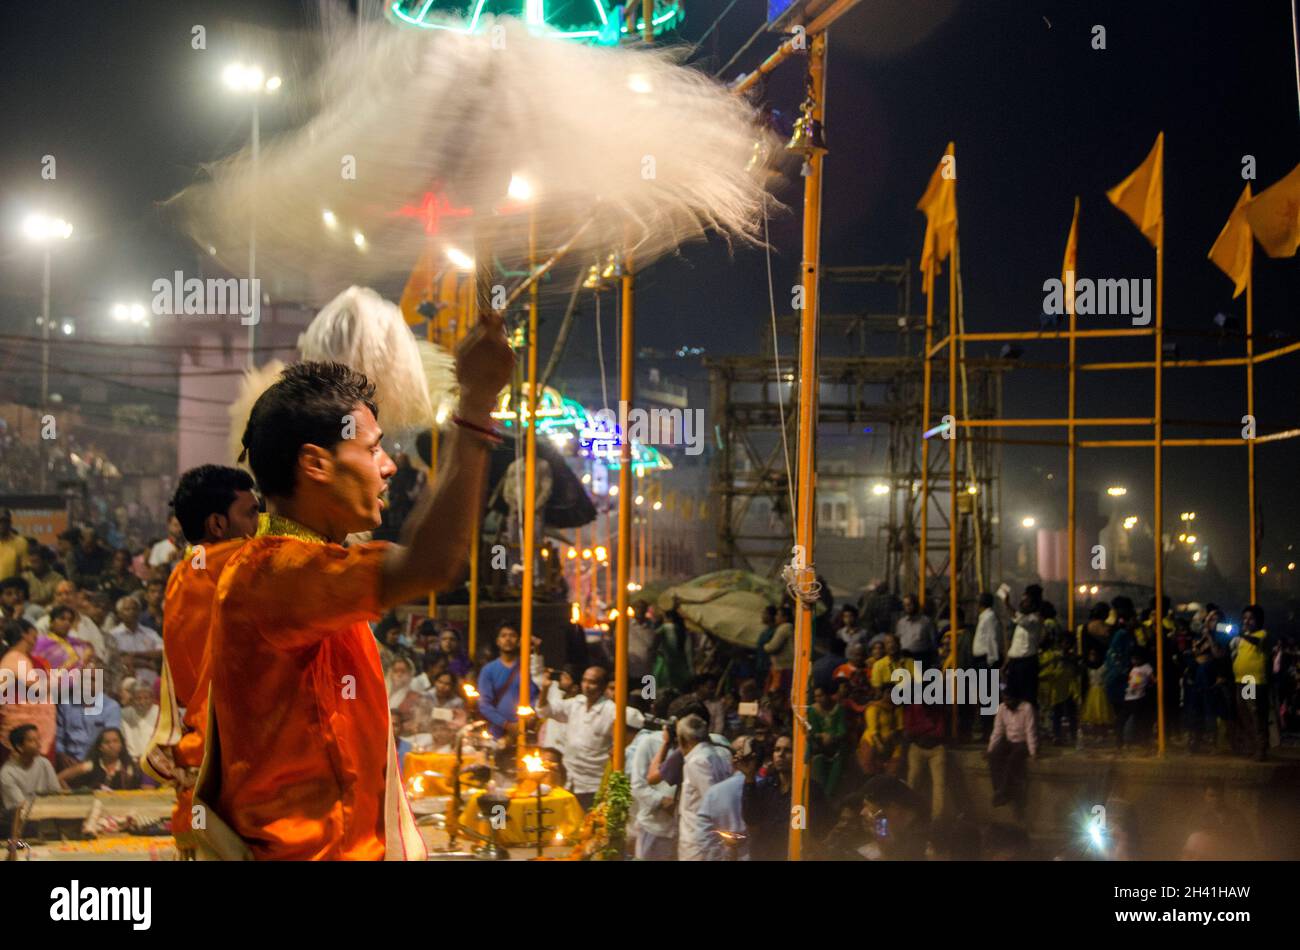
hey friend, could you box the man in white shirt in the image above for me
[675,713,734,861]
[539,665,641,809]
[973,592,1001,668]
[697,736,752,860]
[107,596,163,672]
[1002,585,1043,706]
[147,516,184,568]
[626,714,677,860]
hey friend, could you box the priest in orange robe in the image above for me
[195,312,511,860]
[143,465,260,854]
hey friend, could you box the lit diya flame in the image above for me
[463,684,479,699]
[523,753,546,774]
[517,705,535,718]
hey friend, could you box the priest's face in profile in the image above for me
[312,403,396,533]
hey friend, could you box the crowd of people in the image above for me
[379,579,1297,860]
[0,505,178,829]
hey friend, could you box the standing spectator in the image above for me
[476,621,538,740]
[859,580,900,641]
[0,725,62,818]
[625,694,678,860]
[972,592,1001,675]
[1117,647,1155,750]
[988,688,1037,816]
[55,671,121,770]
[59,727,142,791]
[627,600,657,688]
[147,516,185,568]
[119,681,159,761]
[652,606,693,693]
[21,546,61,609]
[538,666,637,809]
[1232,604,1271,760]
[0,621,56,760]
[437,627,472,679]
[895,594,937,670]
[1002,585,1044,706]
[903,693,949,821]
[741,733,806,860]
[762,604,795,693]
[674,714,733,861]
[0,509,29,581]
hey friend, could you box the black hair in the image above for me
[841,604,859,615]
[3,619,33,649]
[1243,604,1265,626]
[1040,602,1057,620]
[978,592,994,609]
[8,723,37,750]
[240,361,378,499]
[0,577,29,598]
[171,465,256,544]
[1089,602,1110,621]
[89,727,135,772]
[48,604,75,623]
[1111,595,1135,620]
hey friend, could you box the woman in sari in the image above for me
[1,619,57,761]
[32,605,93,671]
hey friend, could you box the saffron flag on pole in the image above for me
[1207,184,1254,298]
[1243,164,1300,258]
[1106,132,1164,247]
[917,141,957,285]
[1062,197,1080,316]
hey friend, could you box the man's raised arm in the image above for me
[381,307,514,607]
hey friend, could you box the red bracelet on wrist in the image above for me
[452,415,504,444]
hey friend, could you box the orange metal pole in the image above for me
[1247,264,1257,601]
[948,240,959,671]
[1154,216,1166,757]
[959,418,1153,428]
[612,256,634,772]
[788,32,826,862]
[518,211,540,744]
[919,269,935,608]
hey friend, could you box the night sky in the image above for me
[1,0,1297,596]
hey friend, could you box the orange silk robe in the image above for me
[196,518,424,861]
[144,540,244,846]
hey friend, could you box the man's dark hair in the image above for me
[496,619,519,635]
[978,592,994,609]
[240,361,378,498]
[0,577,29,598]
[1243,604,1266,626]
[48,605,75,622]
[8,723,37,750]
[1111,595,1135,621]
[171,465,256,544]
[841,604,858,616]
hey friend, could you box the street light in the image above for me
[1106,486,1127,497]
[23,212,74,490]
[1021,516,1036,529]
[223,62,282,367]
[870,483,890,496]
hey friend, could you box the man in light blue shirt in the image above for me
[697,738,750,860]
[56,679,121,767]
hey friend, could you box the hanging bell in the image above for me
[786,95,827,177]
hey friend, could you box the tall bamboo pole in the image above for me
[613,257,634,771]
[1247,266,1257,601]
[788,31,826,863]
[919,269,935,607]
[518,212,540,751]
[469,516,480,662]
[947,239,959,669]
[1066,202,1078,637]
[1154,215,1166,757]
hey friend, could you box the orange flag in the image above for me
[917,142,958,285]
[1107,132,1164,247]
[1243,164,1300,258]
[1062,197,1080,315]
[1207,184,1253,298]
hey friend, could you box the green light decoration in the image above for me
[386,0,684,44]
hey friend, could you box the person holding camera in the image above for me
[670,713,732,860]
[625,693,679,860]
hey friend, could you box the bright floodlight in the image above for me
[61,322,74,335]
[507,173,534,202]
[353,230,366,249]
[653,500,663,511]
[130,303,146,324]
[871,483,889,496]
[222,63,246,90]
[265,75,282,92]
[1021,516,1036,528]
[1106,486,1127,497]
[322,210,338,229]
[445,246,474,271]
[111,304,128,322]
[23,213,73,242]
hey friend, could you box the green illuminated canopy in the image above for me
[386,0,684,44]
